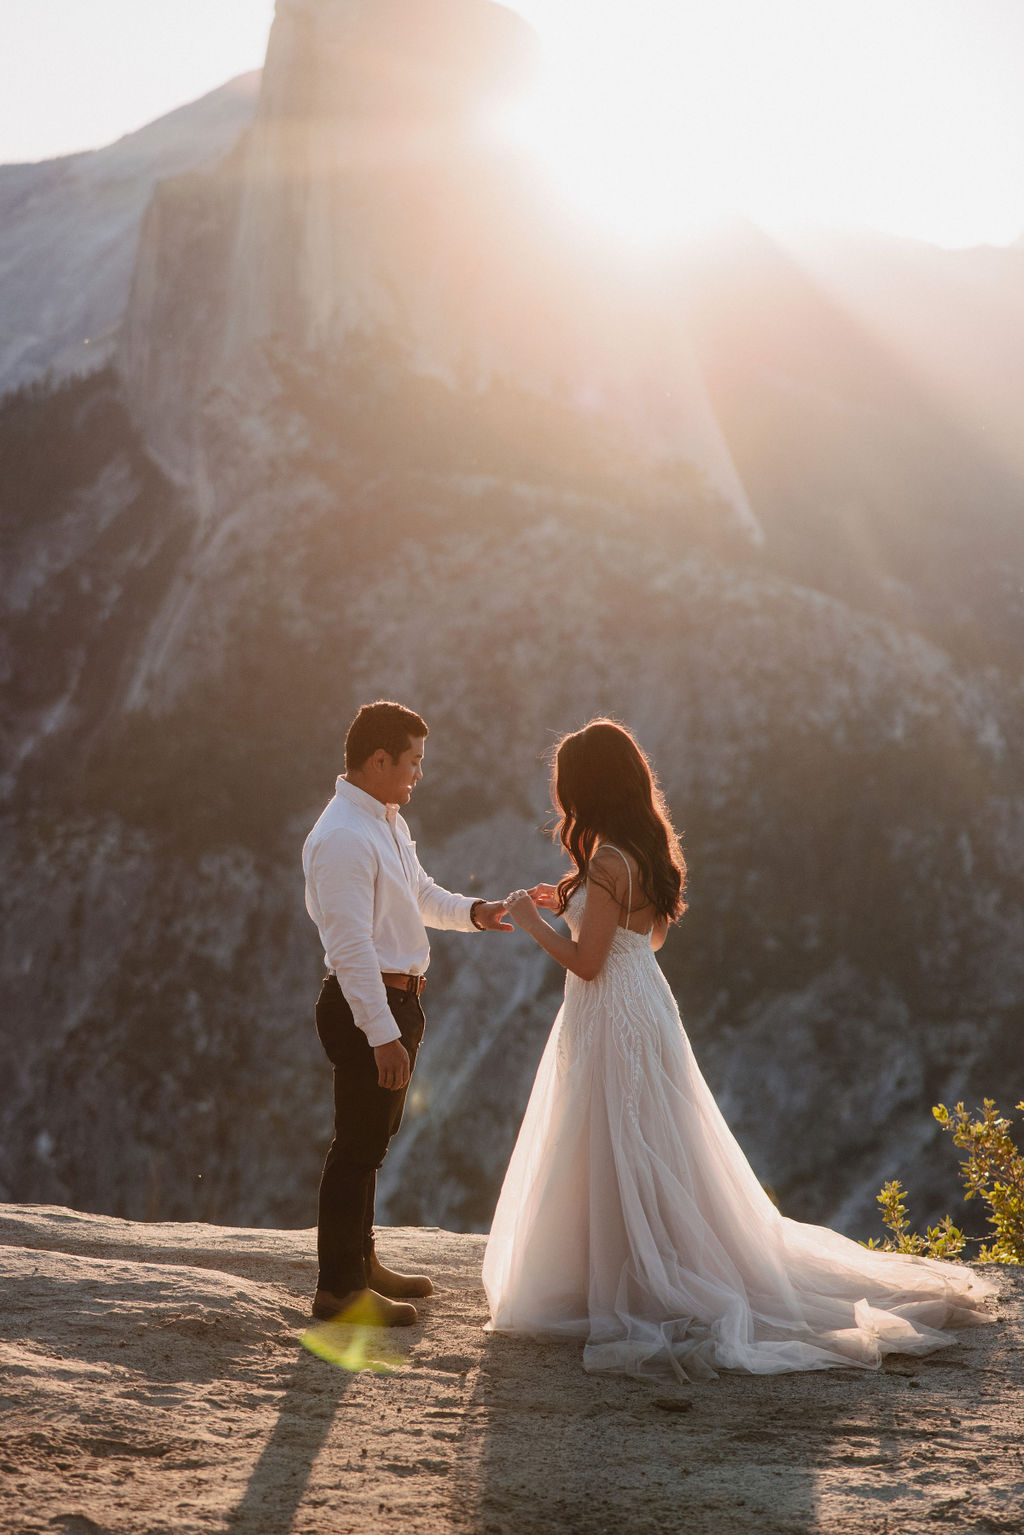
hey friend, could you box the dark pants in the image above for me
[315,974,425,1295]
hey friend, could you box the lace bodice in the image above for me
[565,877,655,967]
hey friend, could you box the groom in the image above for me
[302,699,512,1325]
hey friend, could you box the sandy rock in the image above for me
[1,1204,1021,1534]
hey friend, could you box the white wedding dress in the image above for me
[483,851,995,1381]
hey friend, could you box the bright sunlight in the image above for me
[503,0,1024,250]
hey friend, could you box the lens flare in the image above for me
[300,1321,403,1375]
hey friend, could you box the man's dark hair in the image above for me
[344,700,428,771]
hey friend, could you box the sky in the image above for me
[2,0,1023,250]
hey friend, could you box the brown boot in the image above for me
[311,1287,418,1326]
[367,1251,434,1299]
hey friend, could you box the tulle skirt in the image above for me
[483,935,995,1381]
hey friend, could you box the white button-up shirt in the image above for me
[302,776,478,1047]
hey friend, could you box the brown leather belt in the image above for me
[381,971,426,997]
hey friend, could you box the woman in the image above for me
[483,719,993,1381]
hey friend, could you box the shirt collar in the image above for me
[335,775,390,822]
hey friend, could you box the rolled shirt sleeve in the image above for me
[415,868,480,931]
[392,813,479,932]
[306,828,401,1047]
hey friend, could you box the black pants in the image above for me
[315,974,425,1295]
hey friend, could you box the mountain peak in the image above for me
[118,0,757,534]
[259,0,539,122]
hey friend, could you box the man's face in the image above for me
[377,737,425,807]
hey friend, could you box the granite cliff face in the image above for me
[2,0,1023,1242]
[118,0,756,536]
[0,74,259,398]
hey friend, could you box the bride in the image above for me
[483,719,994,1381]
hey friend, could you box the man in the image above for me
[302,699,512,1325]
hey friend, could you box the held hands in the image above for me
[472,889,556,934]
[472,899,515,932]
[503,888,544,931]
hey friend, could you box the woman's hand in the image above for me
[528,883,560,911]
[504,889,542,931]
[502,869,620,980]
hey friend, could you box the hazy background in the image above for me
[2,0,1023,1246]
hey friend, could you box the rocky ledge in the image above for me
[1,1204,1020,1534]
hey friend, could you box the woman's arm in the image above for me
[505,853,627,980]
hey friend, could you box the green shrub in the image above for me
[865,1099,1024,1264]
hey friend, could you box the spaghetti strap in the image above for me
[601,844,632,928]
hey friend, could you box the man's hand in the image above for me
[472,900,515,932]
[374,1038,411,1090]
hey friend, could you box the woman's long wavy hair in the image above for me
[551,719,687,922]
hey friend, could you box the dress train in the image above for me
[483,878,994,1381]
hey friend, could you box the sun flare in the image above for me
[499,0,1024,251]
